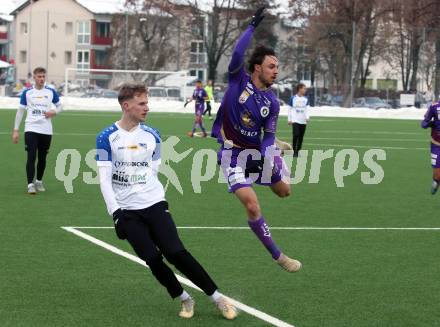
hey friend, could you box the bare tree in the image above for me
[110,1,178,73]
[184,0,248,82]
[288,0,392,106]
[384,0,437,92]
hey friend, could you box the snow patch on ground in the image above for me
[0,96,427,121]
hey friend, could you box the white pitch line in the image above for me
[276,135,427,143]
[303,142,426,150]
[61,226,296,327]
[64,226,440,231]
[308,130,423,135]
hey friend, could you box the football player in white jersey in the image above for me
[96,82,237,320]
[12,67,62,194]
[288,83,310,157]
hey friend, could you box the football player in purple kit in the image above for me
[421,99,440,194]
[185,80,208,137]
[211,7,301,272]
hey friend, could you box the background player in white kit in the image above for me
[12,67,62,194]
[288,83,310,157]
[95,82,237,320]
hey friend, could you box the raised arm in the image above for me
[421,105,435,129]
[228,7,266,75]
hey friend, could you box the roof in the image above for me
[1,0,26,17]
[5,0,294,20]
[74,0,127,14]
[8,0,128,15]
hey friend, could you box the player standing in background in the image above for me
[12,67,62,194]
[212,7,301,272]
[203,79,214,120]
[288,83,310,157]
[96,82,237,320]
[421,99,440,194]
[185,80,208,137]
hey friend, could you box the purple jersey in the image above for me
[212,26,280,152]
[421,101,440,144]
[193,88,207,114]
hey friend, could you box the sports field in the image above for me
[1,109,439,327]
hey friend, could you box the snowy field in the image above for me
[0,96,428,120]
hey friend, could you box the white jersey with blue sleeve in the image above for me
[96,122,165,214]
[20,86,62,135]
[288,95,310,125]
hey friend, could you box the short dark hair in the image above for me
[196,80,202,84]
[296,83,306,93]
[118,82,147,105]
[33,67,46,75]
[248,45,276,73]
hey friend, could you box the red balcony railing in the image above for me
[92,35,112,46]
[91,20,112,46]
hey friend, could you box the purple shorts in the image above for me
[195,104,204,116]
[431,143,440,168]
[217,147,289,193]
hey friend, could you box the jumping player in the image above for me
[211,7,301,272]
[421,99,440,194]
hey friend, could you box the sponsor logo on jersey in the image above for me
[114,161,149,168]
[245,82,254,94]
[240,109,255,128]
[239,129,258,137]
[239,90,250,104]
[31,109,45,115]
[112,171,149,184]
[116,144,139,150]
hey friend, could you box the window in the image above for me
[77,21,90,44]
[77,50,90,70]
[96,22,110,38]
[20,22,27,34]
[94,50,108,66]
[190,41,206,64]
[65,22,73,35]
[357,79,373,89]
[190,69,204,81]
[191,17,204,37]
[65,51,72,65]
[377,79,397,91]
[296,63,310,81]
[20,50,27,63]
[76,79,89,88]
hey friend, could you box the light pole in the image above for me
[124,11,128,70]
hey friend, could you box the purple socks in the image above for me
[248,217,281,260]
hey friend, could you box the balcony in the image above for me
[91,21,111,46]
[90,49,111,70]
[0,32,7,43]
[92,35,112,46]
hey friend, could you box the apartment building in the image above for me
[11,0,115,87]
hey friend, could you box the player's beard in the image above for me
[259,72,274,88]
